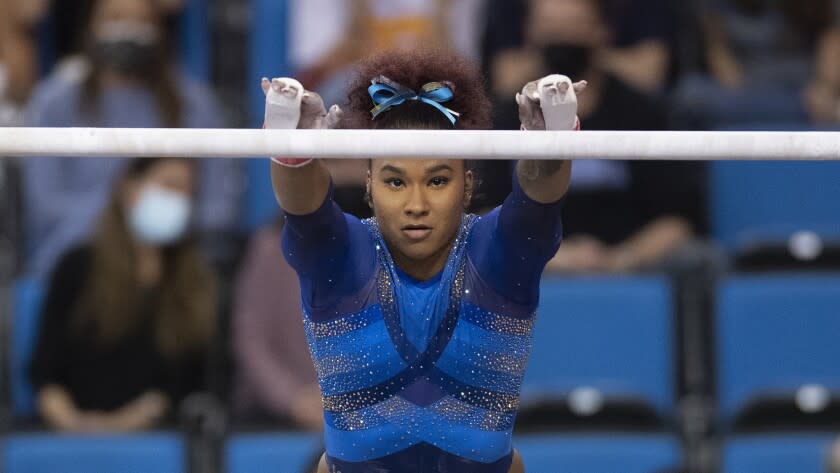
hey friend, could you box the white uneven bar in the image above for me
[0,127,839,160]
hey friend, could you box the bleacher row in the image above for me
[3,273,840,472]
[1,432,680,472]
[3,432,834,473]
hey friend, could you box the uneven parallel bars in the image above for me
[0,128,838,160]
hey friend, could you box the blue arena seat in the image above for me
[710,161,840,251]
[716,274,840,424]
[515,433,681,472]
[722,434,836,473]
[524,276,674,417]
[225,432,322,473]
[2,433,184,473]
[9,279,45,418]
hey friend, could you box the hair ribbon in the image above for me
[368,76,460,126]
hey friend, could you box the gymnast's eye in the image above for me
[429,176,449,187]
[384,178,404,189]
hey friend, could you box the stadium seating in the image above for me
[225,432,322,473]
[709,161,840,251]
[721,434,836,473]
[523,276,674,418]
[2,433,185,473]
[515,433,682,472]
[9,279,45,419]
[716,274,840,426]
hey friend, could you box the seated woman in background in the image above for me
[22,0,239,280]
[490,0,705,273]
[30,158,217,432]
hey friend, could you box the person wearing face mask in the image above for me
[490,0,706,273]
[49,0,186,65]
[479,0,677,212]
[21,0,240,280]
[29,157,217,433]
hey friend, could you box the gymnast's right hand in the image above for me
[261,77,343,166]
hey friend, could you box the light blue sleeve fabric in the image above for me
[281,187,377,314]
[467,172,564,307]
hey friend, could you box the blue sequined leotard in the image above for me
[282,175,563,473]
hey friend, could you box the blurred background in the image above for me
[1,0,840,472]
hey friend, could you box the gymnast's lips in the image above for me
[401,225,432,241]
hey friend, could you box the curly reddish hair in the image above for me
[342,48,492,131]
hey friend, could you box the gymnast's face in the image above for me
[369,159,473,278]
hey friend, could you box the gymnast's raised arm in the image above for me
[515,75,586,204]
[468,74,586,306]
[261,77,342,215]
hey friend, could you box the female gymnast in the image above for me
[262,49,584,473]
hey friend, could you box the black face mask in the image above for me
[94,38,159,78]
[542,44,592,79]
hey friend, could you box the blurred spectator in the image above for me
[480,0,676,210]
[231,221,321,430]
[491,0,704,273]
[599,0,675,92]
[674,0,840,128]
[49,0,187,64]
[291,0,485,102]
[484,0,674,98]
[22,0,241,279]
[30,158,217,432]
[0,0,49,125]
[531,0,673,93]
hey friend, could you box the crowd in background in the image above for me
[1,1,839,468]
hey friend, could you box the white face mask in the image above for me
[129,185,191,245]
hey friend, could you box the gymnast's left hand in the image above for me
[516,75,587,131]
[261,77,343,131]
[261,77,343,168]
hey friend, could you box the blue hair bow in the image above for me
[368,76,460,126]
